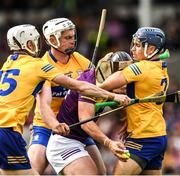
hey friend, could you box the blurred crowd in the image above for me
[0,0,180,174]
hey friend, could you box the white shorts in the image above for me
[46,134,89,174]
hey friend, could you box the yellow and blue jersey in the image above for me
[33,51,92,128]
[122,60,169,138]
[0,54,61,134]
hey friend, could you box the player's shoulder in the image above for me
[140,60,164,69]
[78,68,96,83]
[123,61,144,76]
[72,51,88,61]
[129,60,146,70]
[18,54,43,65]
[29,55,52,70]
[83,68,95,76]
[20,54,42,62]
[41,51,49,60]
[72,51,92,70]
[30,56,47,65]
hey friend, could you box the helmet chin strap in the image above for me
[144,42,159,59]
[52,46,75,56]
[64,48,75,55]
[49,35,77,56]
[13,37,40,57]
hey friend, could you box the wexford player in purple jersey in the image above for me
[39,53,131,175]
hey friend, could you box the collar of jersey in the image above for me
[150,57,160,61]
[48,50,57,63]
[10,54,19,60]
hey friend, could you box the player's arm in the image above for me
[99,71,127,91]
[78,101,128,161]
[38,85,69,135]
[53,74,130,106]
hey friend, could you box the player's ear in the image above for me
[148,45,156,55]
[49,35,57,46]
[27,40,34,51]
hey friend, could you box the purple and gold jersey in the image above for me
[33,51,92,128]
[122,60,169,138]
[57,68,96,143]
[0,54,61,134]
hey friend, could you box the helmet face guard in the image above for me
[109,51,133,62]
[131,27,166,59]
[96,51,133,83]
[43,18,77,54]
[29,36,41,57]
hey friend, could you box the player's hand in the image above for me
[104,139,130,162]
[52,122,70,136]
[114,94,131,106]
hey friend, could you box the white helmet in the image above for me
[42,18,75,49]
[7,24,41,56]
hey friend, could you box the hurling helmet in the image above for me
[109,51,133,62]
[42,18,76,50]
[7,24,40,56]
[132,27,166,58]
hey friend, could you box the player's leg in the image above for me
[113,137,147,175]
[140,136,167,175]
[1,168,38,175]
[28,144,48,174]
[28,126,52,174]
[46,134,98,175]
[62,156,97,175]
[28,145,56,175]
[113,136,167,175]
[0,128,39,175]
[85,137,106,175]
[113,157,143,175]
[141,169,162,175]
[43,163,56,175]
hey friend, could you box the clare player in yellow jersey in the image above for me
[100,27,169,175]
[0,24,131,175]
[28,18,105,175]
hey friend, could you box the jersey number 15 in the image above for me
[0,69,20,96]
